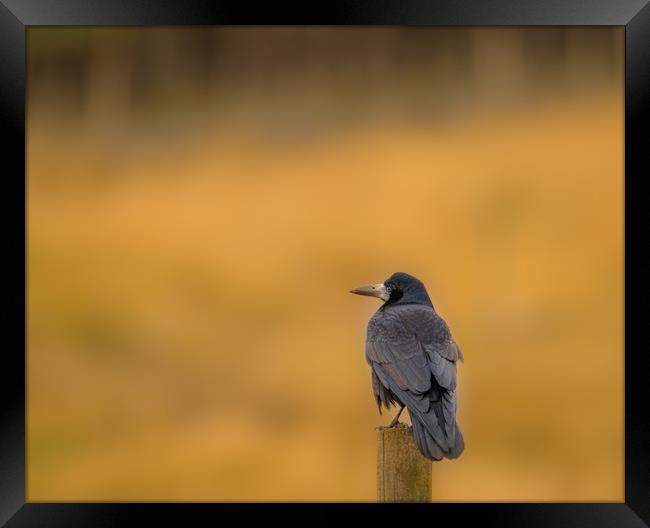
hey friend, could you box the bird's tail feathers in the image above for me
[447,422,465,459]
[375,365,464,460]
[410,410,464,461]
[411,414,444,460]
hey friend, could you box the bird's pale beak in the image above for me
[349,283,389,302]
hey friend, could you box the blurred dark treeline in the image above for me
[29,27,622,141]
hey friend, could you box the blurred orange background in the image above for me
[27,27,623,501]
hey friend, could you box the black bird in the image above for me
[350,272,465,460]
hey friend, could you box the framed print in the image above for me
[1,0,648,526]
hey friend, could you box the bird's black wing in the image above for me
[371,369,397,414]
[366,304,461,453]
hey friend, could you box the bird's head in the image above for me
[349,272,433,307]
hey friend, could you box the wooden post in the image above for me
[377,423,432,502]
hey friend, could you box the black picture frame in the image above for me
[2,0,648,525]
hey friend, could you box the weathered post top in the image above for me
[377,424,432,502]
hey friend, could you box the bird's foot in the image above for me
[387,405,405,428]
[388,418,402,428]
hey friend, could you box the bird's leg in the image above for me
[388,405,405,428]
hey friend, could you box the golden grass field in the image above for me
[28,86,623,501]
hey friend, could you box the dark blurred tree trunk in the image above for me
[83,30,135,145]
[470,28,527,112]
[565,27,623,94]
